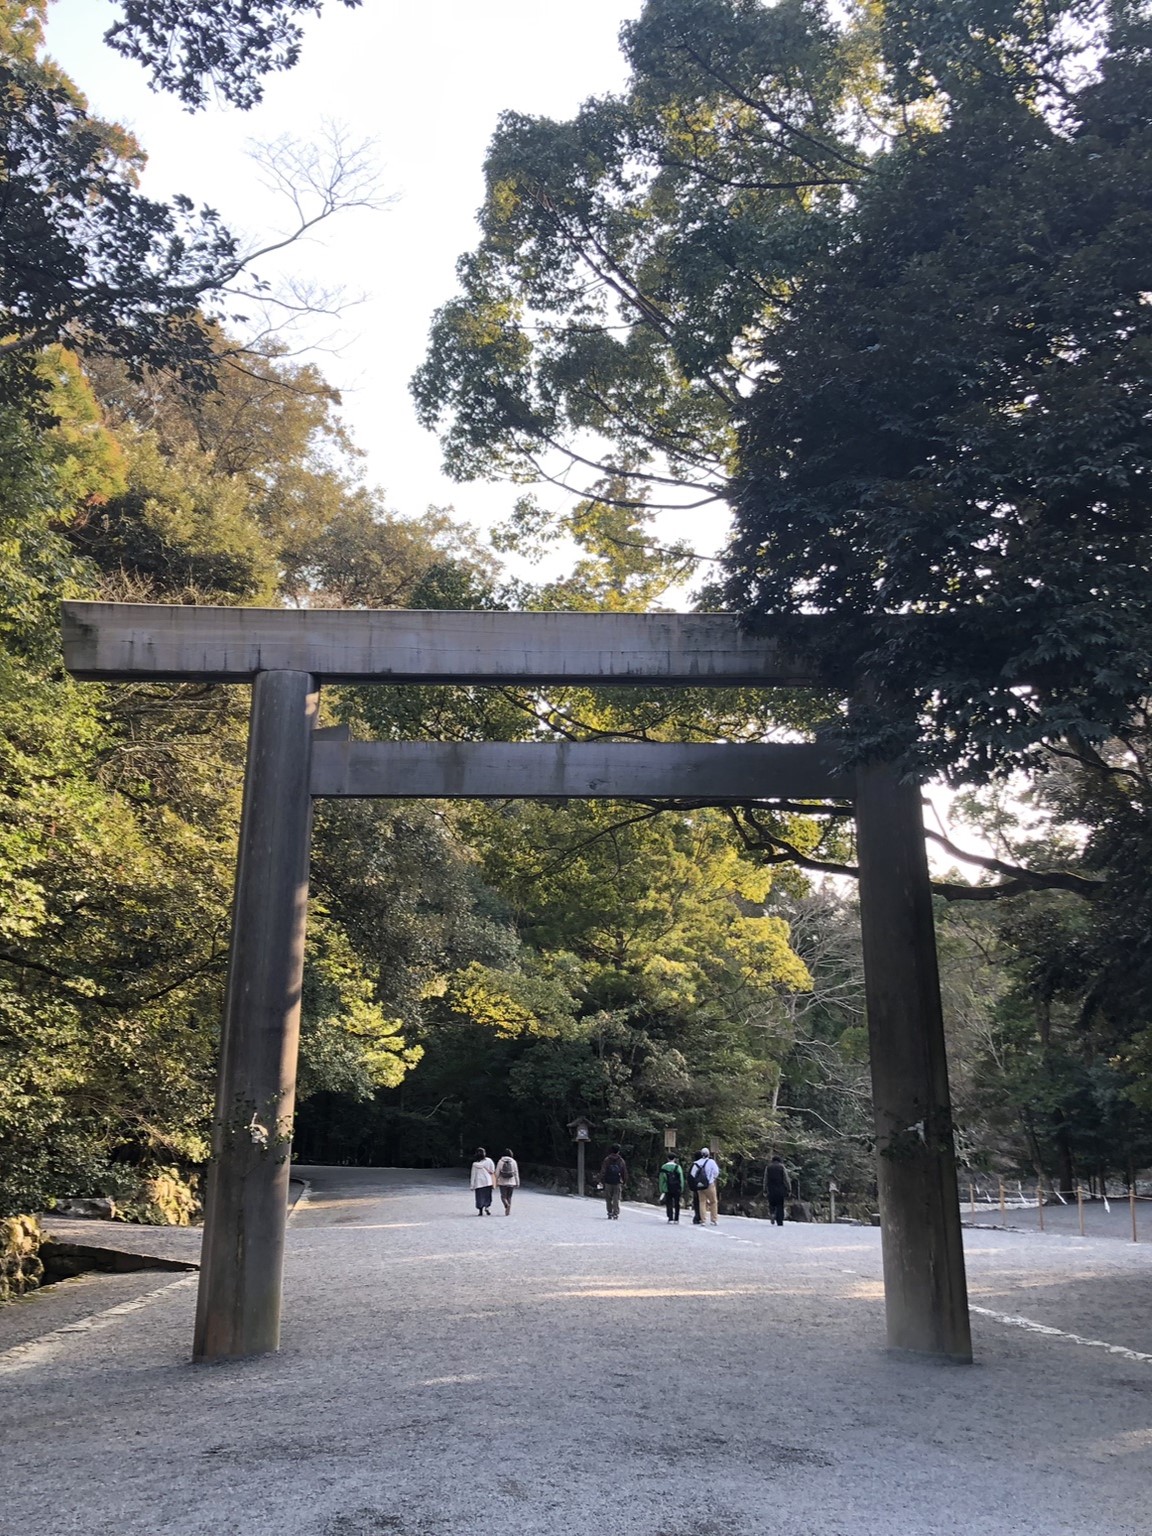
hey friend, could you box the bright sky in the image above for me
[44,0,647,547]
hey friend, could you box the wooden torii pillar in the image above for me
[61,601,970,1364]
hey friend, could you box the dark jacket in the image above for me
[766,1161,790,1199]
[600,1152,628,1185]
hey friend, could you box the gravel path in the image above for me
[1,1166,1149,1536]
[962,1195,1152,1244]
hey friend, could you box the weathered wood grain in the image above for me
[310,739,851,801]
[61,602,834,686]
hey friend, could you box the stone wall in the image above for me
[0,1215,43,1302]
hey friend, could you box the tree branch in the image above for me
[921,827,1101,899]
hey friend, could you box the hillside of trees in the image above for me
[2,0,1151,1223]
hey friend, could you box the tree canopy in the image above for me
[417,0,1152,780]
[0,4,227,396]
[3,0,1151,1226]
[106,0,362,109]
[731,0,1152,779]
[0,4,377,408]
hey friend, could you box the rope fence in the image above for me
[961,1176,1152,1242]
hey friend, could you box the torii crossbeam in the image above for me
[62,602,971,1365]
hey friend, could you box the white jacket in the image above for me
[470,1158,495,1189]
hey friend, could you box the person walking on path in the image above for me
[659,1155,684,1223]
[470,1147,496,1216]
[495,1148,520,1214]
[600,1145,628,1219]
[766,1154,790,1227]
[691,1147,721,1226]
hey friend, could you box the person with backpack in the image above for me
[691,1147,720,1226]
[688,1159,703,1224]
[765,1154,791,1227]
[599,1144,628,1219]
[495,1148,520,1215]
[659,1155,685,1223]
[470,1146,496,1216]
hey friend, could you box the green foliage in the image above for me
[0,8,239,398]
[105,0,363,111]
[728,1,1152,778]
[0,319,502,1213]
[931,769,1152,1190]
[470,799,807,1005]
[300,791,816,1172]
[0,477,226,1205]
[414,0,861,491]
[69,427,279,601]
[299,917,423,1101]
[420,0,1152,781]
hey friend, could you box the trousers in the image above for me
[699,1183,719,1224]
[605,1183,621,1218]
[663,1191,681,1222]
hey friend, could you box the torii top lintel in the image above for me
[60,602,837,687]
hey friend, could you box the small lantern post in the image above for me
[569,1117,592,1196]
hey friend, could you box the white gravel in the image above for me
[1,1165,1149,1536]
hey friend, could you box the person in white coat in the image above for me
[470,1147,496,1215]
[494,1148,520,1214]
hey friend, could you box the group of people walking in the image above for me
[469,1143,792,1225]
[654,1147,721,1224]
[605,1145,792,1226]
[469,1146,520,1214]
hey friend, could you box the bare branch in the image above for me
[921,826,1101,899]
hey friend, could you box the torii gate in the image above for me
[62,601,971,1364]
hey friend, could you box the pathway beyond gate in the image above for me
[2,1168,1149,1536]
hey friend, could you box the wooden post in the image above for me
[855,760,972,1362]
[999,1178,1006,1216]
[193,670,318,1361]
[1132,1185,1139,1244]
[970,1181,976,1214]
[1077,1186,1085,1236]
[1037,1185,1045,1232]
[577,1141,585,1199]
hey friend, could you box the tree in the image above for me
[769,887,874,1207]
[0,360,241,1211]
[0,330,494,1214]
[454,797,810,1159]
[413,0,865,553]
[0,6,228,395]
[0,7,380,404]
[105,0,362,110]
[418,0,1152,785]
[730,1,1152,780]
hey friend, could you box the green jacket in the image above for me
[659,1159,685,1197]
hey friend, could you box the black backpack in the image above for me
[690,1160,710,1190]
[665,1164,683,1196]
[603,1154,625,1185]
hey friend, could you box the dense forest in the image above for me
[2,0,1151,1224]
